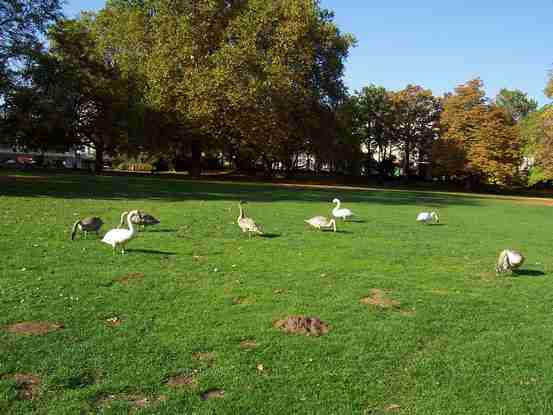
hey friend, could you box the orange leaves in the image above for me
[438,79,522,185]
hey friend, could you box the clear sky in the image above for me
[63,0,553,105]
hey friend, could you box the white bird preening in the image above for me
[332,198,354,221]
[102,210,140,254]
[416,211,439,224]
[71,216,103,240]
[305,216,336,232]
[237,201,263,238]
[496,249,525,273]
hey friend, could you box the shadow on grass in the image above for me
[126,249,177,255]
[1,171,483,208]
[513,269,545,277]
[143,228,178,233]
[260,233,281,239]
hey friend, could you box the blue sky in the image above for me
[63,0,553,105]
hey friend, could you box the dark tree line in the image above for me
[1,0,552,188]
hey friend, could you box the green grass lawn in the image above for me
[1,172,553,414]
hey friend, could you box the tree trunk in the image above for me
[190,140,201,177]
[404,142,410,177]
[94,145,104,174]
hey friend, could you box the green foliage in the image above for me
[0,0,62,93]
[545,70,553,99]
[495,88,538,121]
[91,0,356,175]
[391,85,441,176]
[527,165,548,186]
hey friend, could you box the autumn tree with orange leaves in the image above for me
[434,79,522,186]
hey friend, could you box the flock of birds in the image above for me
[71,210,160,254]
[71,198,524,273]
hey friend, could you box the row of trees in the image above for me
[1,0,552,188]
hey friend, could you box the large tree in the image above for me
[546,70,553,99]
[92,0,354,176]
[436,79,522,186]
[391,85,441,178]
[535,107,553,180]
[351,85,396,177]
[0,0,62,94]
[495,88,538,121]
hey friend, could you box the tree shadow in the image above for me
[1,171,483,208]
[125,249,177,255]
[513,269,545,277]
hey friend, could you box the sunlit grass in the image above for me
[1,171,553,414]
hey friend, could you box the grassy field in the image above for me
[1,171,553,414]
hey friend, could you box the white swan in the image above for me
[496,249,525,273]
[332,198,354,221]
[305,216,336,232]
[416,211,439,224]
[102,210,139,254]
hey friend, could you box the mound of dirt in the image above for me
[6,321,63,335]
[360,289,400,309]
[239,339,258,349]
[200,388,225,401]
[232,296,255,305]
[95,393,167,409]
[167,375,197,389]
[384,403,401,412]
[1,373,41,400]
[192,352,216,363]
[274,316,329,336]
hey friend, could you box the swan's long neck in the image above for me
[71,220,81,240]
[238,204,245,220]
[334,200,341,209]
[127,212,136,235]
[119,211,128,229]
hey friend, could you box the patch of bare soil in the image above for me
[0,175,48,184]
[384,403,401,412]
[104,316,122,326]
[232,296,255,305]
[192,352,216,363]
[506,197,553,207]
[200,388,225,401]
[360,289,400,309]
[167,374,198,389]
[399,308,416,317]
[273,288,288,295]
[114,272,145,285]
[274,316,329,337]
[95,393,167,410]
[6,321,63,335]
[239,339,258,349]
[2,373,41,400]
